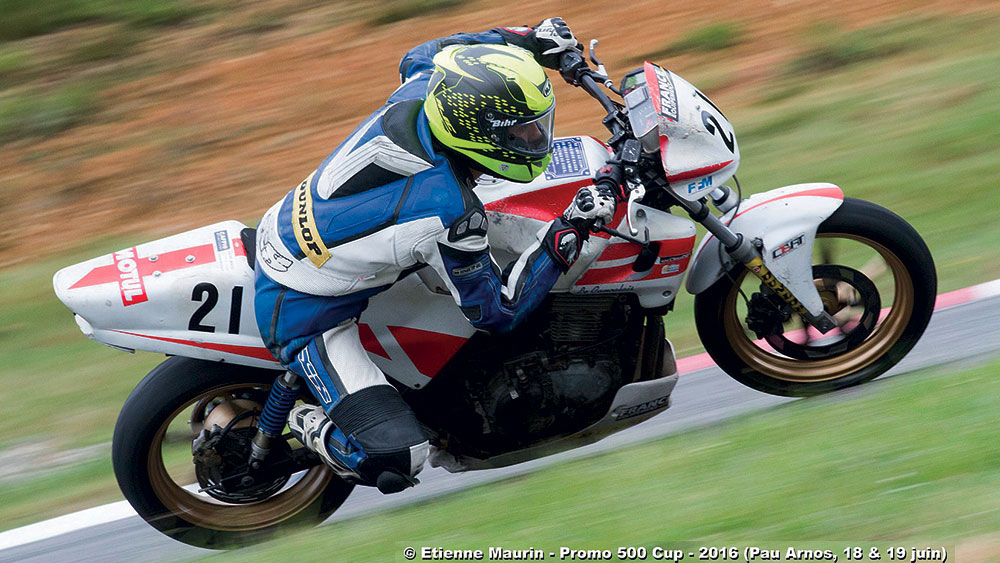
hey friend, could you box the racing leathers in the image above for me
[253,26,604,493]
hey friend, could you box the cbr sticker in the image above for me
[772,234,805,260]
[544,137,590,180]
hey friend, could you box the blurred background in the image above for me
[1,0,998,559]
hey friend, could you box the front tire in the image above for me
[112,357,354,549]
[694,198,936,396]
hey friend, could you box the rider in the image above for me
[253,18,618,494]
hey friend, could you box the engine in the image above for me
[404,293,645,459]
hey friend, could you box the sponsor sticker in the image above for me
[772,234,806,260]
[652,66,679,121]
[687,175,714,193]
[298,347,333,405]
[544,137,590,180]
[613,394,670,420]
[113,247,148,306]
[213,230,230,252]
[451,261,484,277]
[292,172,332,268]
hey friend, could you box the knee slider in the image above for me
[327,385,428,482]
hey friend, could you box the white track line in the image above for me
[2,278,999,552]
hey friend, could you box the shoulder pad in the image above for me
[447,205,488,243]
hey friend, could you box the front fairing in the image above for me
[623,62,741,201]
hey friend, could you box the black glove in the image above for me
[495,17,581,69]
[541,217,583,272]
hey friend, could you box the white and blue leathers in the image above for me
[252,29,569,485]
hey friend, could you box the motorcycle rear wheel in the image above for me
[694,198,936,397]
[112,357,354,549]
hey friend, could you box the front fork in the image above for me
[675,191,838,334]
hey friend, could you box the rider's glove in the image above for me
[495,17,582,69]
[564,184,616,231]
[540,185,616,272]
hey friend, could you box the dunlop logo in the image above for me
[292,172,332,268]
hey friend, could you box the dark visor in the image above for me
[480,106,555,158]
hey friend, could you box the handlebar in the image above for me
[559,51,618,116]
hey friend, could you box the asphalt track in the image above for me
[2,292,998,562]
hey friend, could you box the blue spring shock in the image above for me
[258,372,300,437]
[250,372,300,463]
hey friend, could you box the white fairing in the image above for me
[626,63,740,201]
[52,221,281,369]
[685,183,845,316]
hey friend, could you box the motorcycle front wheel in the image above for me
[694,198,936,397]
[112,357,354,549]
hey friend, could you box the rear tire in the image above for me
[112,357,354,549]
[694,198,936,396]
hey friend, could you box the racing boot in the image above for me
[288,386,429,494]
[287,404,360,481]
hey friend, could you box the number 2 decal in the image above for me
[189,283,243,334]
[701,110,735,153]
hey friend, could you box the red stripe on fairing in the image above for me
[387,326,467,378]
[666,160,734,184]
[69,244,217,289]
[734,186,843,220]
[357,323,390,360]
[484,179,594,222]
[700,186,845,248]
[232,238,246,258]
[576,235,696,286]
[110,330,277,361]
[598,243,642,261]
[644,62,662,115]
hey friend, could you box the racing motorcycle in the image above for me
[52,40,936,548]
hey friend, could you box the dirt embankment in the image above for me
[0,0,993,268]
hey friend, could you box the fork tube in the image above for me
[677,197,838,333]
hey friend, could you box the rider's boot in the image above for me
[287,386,429,494]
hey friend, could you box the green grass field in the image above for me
[1,12,999,534]
[218,357,1000,560]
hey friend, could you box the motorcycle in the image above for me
[52,40,936,548]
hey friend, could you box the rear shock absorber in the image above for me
[250,371,300,465]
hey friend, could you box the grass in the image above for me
[787,18,934,75]
[368,0,467,26]
[0,238,164,452]
[0,82,101,141]
[640,22,745,63]
[0,458,121,532]
[69,29,145,64]
[217,358,999,560]
[0,0,206,42]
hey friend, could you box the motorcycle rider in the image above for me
[253,18,618,494]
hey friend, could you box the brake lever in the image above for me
[625,183,647,238]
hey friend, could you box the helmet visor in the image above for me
[481,106,555,158]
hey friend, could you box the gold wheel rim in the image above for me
[147,383,333,532]
[722,233,914,382]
